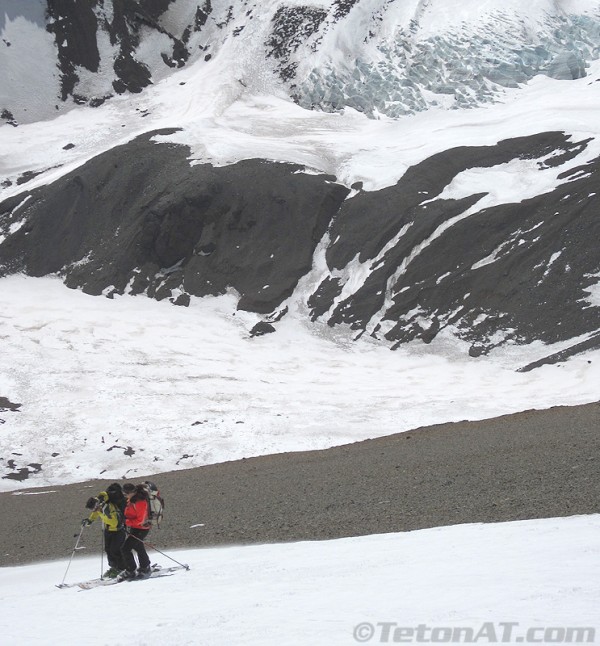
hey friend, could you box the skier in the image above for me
[118,482,152,580]
[82,483,126,578]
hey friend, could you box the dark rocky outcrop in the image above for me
[0,131,350,315]
[1,130,599,358]
[319,132,600,353]
[0,397,21,412]
[250,321,277,337]
[46,0,101,100]
[265,5,328,81]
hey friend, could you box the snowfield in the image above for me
[2,275,600,490]
[0,515,598,645]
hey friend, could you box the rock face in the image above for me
[1,0,213,124]
[317,132,600,354]
[1,130,599,359]
[2,0,600,124]
[0,131,350,314]
[46,0,194,100]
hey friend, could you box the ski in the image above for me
[121,569,177,584]
[57,564,189,590]
[75,577,120,590]
[78,565,189,589]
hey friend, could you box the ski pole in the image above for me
[56,525,85,588]
[130,533,190,570]
[100,527,105,579]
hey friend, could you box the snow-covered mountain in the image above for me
[1,1,600,488]
[2,0,600,124]
[1,2,600,361]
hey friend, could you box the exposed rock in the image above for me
[265,5,327,81]
[0,131,349,316]
[171,292,191,307]
[518,333,600,372]
[46,0,100,100]
[0,109,18,127]
[0,397,21,412]
[319,132,600,353]
[1,130,599,358]
[250,321,276,337]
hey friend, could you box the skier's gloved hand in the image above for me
[81,518,92,527]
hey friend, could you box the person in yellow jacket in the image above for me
[82,483,126,578]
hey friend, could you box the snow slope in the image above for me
[1,515,598,645]
[3,52,600,200]
[1,275,599,489]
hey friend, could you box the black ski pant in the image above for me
[121,528,151,572]
[104,528,126,571]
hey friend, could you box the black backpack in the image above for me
[106,482,126,510]
[106,482,126,528]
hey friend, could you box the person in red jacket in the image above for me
[118,483,152,580]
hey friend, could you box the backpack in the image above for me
[141,481,165,528]
[106,482,126,511]
[105,483,126,529]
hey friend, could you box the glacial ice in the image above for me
[294,12,600,117]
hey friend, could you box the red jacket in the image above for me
[125,498,149,529]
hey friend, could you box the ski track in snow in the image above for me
[1,276,599,491]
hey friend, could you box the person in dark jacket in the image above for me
[82,482,126,578]
[118,483,152,580]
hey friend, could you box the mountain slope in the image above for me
[2,402,599,560]
[1,0,600,360]
[2,0,600,124]
[1,127,599,357]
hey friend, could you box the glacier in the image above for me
[2,0,600,124]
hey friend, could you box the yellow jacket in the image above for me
[87,492,124,532]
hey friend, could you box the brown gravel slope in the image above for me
[1,402,599,567]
